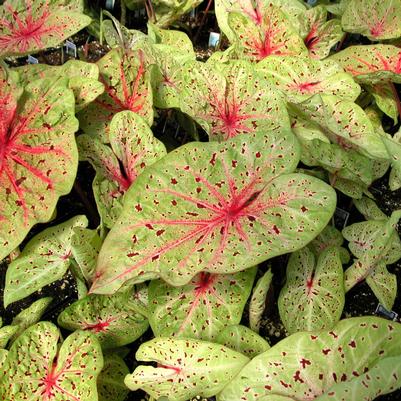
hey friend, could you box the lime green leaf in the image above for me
[4,216,87,307]
[125,337,249,401]
[215,324,270,358]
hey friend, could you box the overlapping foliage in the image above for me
[1,0,401,400]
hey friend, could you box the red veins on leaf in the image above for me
[0,1,59,54]
[96,51,148,117]
[0,86,63,223]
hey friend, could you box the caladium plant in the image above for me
[4,215,88,307]
[298,5,343,60]
[341,0,401,41]
[0,0,91,57]
[148,268,256,340]
[57,289,149,349]
[228,4,307,62]
[124,337,250,401]
[216,324,270,358]
[78,111,166,228]
[278,246,345,334]
[91,129,336,294]
[342,210,401,309]
[15,60,104,112]
[178,59,291,141]
[0,322,103,401]
[214,0,306,45]
[218,317,401,401]
[77,48,153,142]
[0,65,79,261]
[257,56,361,103]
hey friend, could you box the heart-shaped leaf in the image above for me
[0,322,103,401]
[148,268,256,340]
[249,268,273,333]
[341,0,401,40]
[78,111,166,227]
[0,0,91,57]
[258,56,360,103]
[0,67,79,261]
[331,45,401,84]
[97,353,129,401]
[91,130,336,294]
[179,60,290,141]
[382,131,401,190]
[278,246,345,334]
[57,290,149,349]
[218,317,401,401]
[124,337,249,401]
[298,5,343,60]
[215,0,306,43]
[216,324,270,358]
[228,5,307,62]
[4,215,88,307]
[15,60,104,112]
[78,48,153,142]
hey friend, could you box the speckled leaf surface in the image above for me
[57,290,149,349]
[290,115,375,193]
[366,262,397,310]
[342,211,401,293]
[71,227,102,284]
[249,268,273,332]
[367,82,399,122]
[91,130,336,294]
[97,353,130,401]
[341,0,401,40]
[150,44,195,109]
[331,45,401,84]
[0,322,103,401]
[78,48,153,142]
[354,196,387,220]
[215,0,306,43]
[9,296,52,343]
[0,70,79,261]
[4,216,88,307]
[15,60,104,111]
[78,112,166,227]
[179,60,290,141]
[257,56,360,103]
[298,6,343,60]
[309,225,350,264]
[125,337,249,401]
[148,23,195,55]
[278,246,344,334]
[228,5,307,62]
[148,268,256,340]
[292,94,388,159]
[218,317,401,401]
[0,326,18,348]
[0,0,91,57]
[216,324,270,358]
